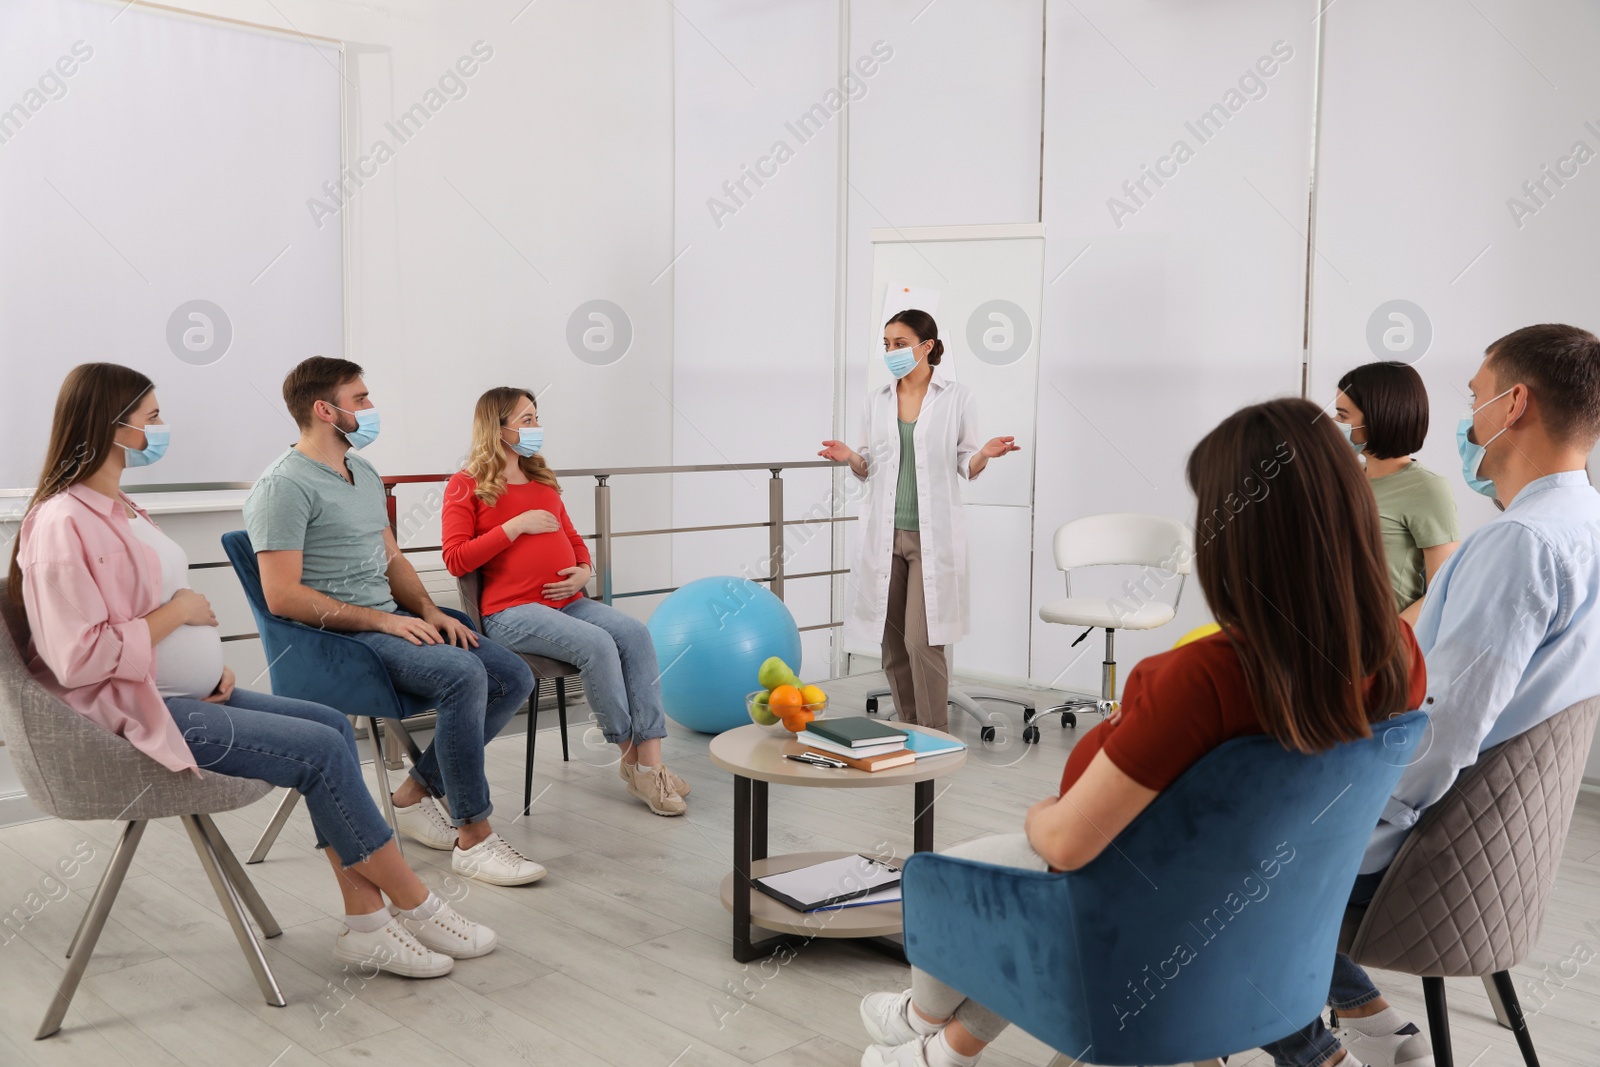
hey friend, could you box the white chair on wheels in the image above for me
[1032,512,1193,742]
[862,683,1034,743]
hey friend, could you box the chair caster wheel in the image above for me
[1061,712,1077,729]
[866,697,878,715]
[980,726,997,743]
[1022,707,1036,724]
[1023,725,1040,744]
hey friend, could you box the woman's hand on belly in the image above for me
[202,666,236,704]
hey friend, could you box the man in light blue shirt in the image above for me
[1264,324,1600,1067]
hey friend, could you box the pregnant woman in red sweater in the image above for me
[441,387,689,816]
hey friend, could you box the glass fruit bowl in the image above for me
[746,690,828,734]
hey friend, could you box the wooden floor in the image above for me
[0,671,1596,1067]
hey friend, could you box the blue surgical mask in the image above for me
[1456,386,1515,498]
[883,340,927,379]
[1337,421,1366,455]
[507,427,544,457]
[119,422,169,467]
[335,406,381,450]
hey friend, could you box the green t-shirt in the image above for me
[894,419,919,532]
[1369,460,1459,610]
[243,447,397,613]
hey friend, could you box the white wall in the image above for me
[1030,0,1313,694]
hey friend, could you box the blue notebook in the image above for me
[902,731,966,759]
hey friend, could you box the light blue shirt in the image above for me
[1364,470,1600,873]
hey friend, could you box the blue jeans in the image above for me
[484,596,667,747]
[349,613,534,826]
[164,688,393,867]
[1261,871,1388,1067]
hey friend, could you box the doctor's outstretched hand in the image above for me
[969,435,1021,478]
[819,440,868,478]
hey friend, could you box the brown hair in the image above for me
[1185,397,1410,752]
[8,363,154,603]
[1484,323,1600,445]
[1337,361,1429,460]
[460,387,560,505]
[283,356,364,429]
[885,309,944,366]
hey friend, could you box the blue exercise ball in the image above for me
[647,576,802,734]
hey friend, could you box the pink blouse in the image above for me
[16,484,199,774]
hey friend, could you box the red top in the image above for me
[441,472,593,616]
[1059,624,1428,796]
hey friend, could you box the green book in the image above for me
[807,716,909,749]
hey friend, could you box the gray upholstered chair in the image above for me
[1339,695,1600,1067]
[0,581,284,1039]
[456,570,576,816]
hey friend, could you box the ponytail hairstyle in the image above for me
[885,308,945,366]
[1185,397,1410,752]
[461,386,560,506]
[8,363,154,605]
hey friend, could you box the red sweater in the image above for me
[1060,623,1427,796]
[441,472,593,616]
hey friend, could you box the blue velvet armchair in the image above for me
[902,711,1426,1066]
[221,529,466,862]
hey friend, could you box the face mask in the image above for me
[1456,386,1515,498]
[1337,421,1366,455]
[507,426,544,457]
[884,339,927,380]
[333,405,381,450]
[119,422,169,467]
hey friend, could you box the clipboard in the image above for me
[752,854,902,913]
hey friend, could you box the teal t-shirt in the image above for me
[243,447,397,613]
[894,420,919,532]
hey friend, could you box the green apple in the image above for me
[757,656,799,691]
[749,692,779,726]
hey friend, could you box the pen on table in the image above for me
[785,753,846,769]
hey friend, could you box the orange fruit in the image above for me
[779,707,815,733]
[769,685,803,710]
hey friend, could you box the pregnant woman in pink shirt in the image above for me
[7,363,492,979]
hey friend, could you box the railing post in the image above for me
[594,474,613,605]
[768,468,784,601]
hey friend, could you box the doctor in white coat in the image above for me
[821,309,1019,729]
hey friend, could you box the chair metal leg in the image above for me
[524,680,540,817]
[556,678,570,762]
[246,788,300,865]
[38,820,145,1039]
[1483,972,1513,1028]
[1422,976,1455,1067]
[197,816,281,939]
[387,718,424,764]
[1490,971,1541,1067]
[182,816,285,1008]
[368,717,404,861]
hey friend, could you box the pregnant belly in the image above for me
[154,625,226,700]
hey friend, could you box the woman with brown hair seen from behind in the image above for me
[10,363,496,979]
[855,397,1427,1067]
[440,386,690,816]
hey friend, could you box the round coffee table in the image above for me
[708,722,967,962]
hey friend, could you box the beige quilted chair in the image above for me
[0,581,284,1039]
[1339,695,1600,1067]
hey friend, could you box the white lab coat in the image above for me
[844,365,980,649]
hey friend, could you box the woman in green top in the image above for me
[1333,361,1461,625]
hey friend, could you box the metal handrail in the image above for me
[380,460,851,608]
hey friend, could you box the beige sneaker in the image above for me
[624,763,686,816]
[619,760,691,797]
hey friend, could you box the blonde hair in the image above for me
[462,386,559,505]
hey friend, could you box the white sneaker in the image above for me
[1332,1016,1432,1067]
[861,1036,937,1067]
[452,832,547,886]
[623,763,687,816]
[333,917,453,978]
[861,990,924,1046]
[389,901,497,959]
[393,795,457,851]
